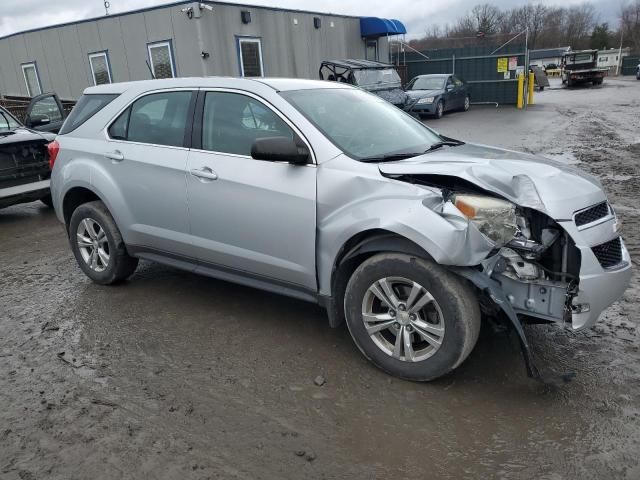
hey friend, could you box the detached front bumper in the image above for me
[0,179,50,209]
[561,219,632,330]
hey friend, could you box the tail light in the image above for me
[47,140,60,170]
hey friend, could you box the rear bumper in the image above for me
[0,179,50,208]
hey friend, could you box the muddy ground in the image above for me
[1,77,639,479]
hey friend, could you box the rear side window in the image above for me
[108,91,192,147]
[59,94,118,134]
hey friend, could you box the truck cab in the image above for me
[561,50,608,87]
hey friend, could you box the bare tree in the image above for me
[410,2,601,51]
[620,0,640,52]
[471,3,502,34]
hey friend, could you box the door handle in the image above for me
[105,150,124,162]
[190,166,218,181]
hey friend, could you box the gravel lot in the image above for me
[1,77,639,480]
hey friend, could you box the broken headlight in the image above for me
[453,194,518,246]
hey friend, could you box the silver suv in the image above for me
[51,77,631,381]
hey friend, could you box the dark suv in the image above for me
[0,93,66,209]
[319,59,408,108]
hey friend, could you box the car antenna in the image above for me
[146,60,156,79]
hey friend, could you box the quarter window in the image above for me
[109,91,192,147]
[89,51,112,85]
[201,92,293,156]
[22,63,42,97]
[238,38,264,77]
[148,41,176,79]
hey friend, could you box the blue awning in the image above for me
[360,17,407,38]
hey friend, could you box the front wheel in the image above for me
[435,100,444,119]
[344,253,481,381]
[462,95,470,111]
[69,200,138,285]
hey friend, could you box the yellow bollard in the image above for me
[528,72,535,105]
[517,73,524,109]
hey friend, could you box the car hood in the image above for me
[378,143,605,220]
[405,89,444,100]
[0,126,54,145]
[360,85,408,106]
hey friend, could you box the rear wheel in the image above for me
[344,253,481,381]
[69,200,138,285]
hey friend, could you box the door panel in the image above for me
[103,140,191,255]
[25,93,65,133]
[187,153,316,288]
[102,90,195,256]
[186,90,317,290]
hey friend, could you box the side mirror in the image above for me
[446,84,455,91]
[251,136,310,165]
[27,113,50,127]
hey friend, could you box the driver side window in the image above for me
[201,92,294,156]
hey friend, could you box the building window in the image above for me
[366,40,378,61]
[147,41,176,79]
[237,37,264,77]
[89,51,112,85]
[21,63,42,97]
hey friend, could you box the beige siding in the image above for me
[0,1,385,99]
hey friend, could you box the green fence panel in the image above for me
[621,56,639,76]
[394,44,526,104]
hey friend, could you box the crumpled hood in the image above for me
[378,143,606,220]
[405,89,443,100]
[364,86,408,106]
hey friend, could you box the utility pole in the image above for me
[616,29,623,76]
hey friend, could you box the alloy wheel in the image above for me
[361,276,445,362]
[76,218,110,272]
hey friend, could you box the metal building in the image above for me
[0,1,406,100]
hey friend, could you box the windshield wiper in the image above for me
[359,152,423,163]
[424,139,465,152]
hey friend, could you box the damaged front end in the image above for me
[383,169,626,382]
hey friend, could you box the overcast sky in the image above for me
[0,0,622,38]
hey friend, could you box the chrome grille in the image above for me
[592,237,623,269]
[575,202,609,227]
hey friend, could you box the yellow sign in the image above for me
[497,57,508,73]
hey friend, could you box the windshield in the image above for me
[408,77,446,90]
[0,108,22,132]
[352,68,401,87]
[281,88,442,160]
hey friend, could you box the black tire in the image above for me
[434,100,444,119]
[344,253,481,381]
[40,194,53,208]
[68,200,138,285]
[462,95,470,111]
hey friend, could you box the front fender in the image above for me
[316,156,493,296]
